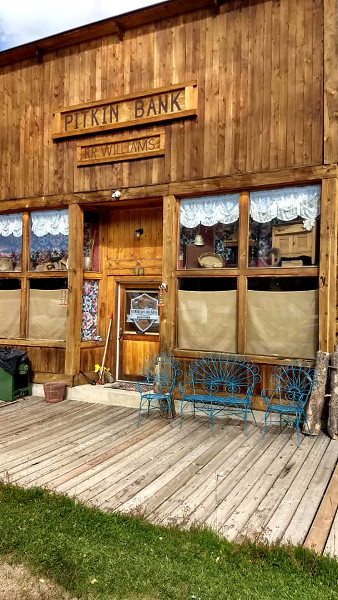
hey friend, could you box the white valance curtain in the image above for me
[250,185,321,223]
[180,185,321,228]
[0,214,22,237]
[31,210,68,237]
[180,194,239,227]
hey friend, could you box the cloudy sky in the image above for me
[0,0,165,51]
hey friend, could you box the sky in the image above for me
[0,0,165,51]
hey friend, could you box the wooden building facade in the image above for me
[0,0,337,404]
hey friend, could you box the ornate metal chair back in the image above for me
[270,363,314,408]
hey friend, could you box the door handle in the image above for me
[118,328,123,339]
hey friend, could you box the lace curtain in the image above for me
[250,185,321,223]
[0,213,22,237]
[180,194,239,227]
[31,210,69,237]
[180,185,321,228]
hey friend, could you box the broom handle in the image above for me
[99,314,113,382]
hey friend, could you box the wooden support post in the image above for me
[161,195,179,418]
[65,204,83,381]
[318,178,338,353]
[328,345,338,439]
[237,192,249,354]
[160,194,178,355]
[19,212,29,338]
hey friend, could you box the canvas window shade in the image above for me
[0,290,21,338]
[247,290,318,359]
[177,290,237,353]
[28,289,67,340]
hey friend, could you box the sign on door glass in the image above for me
[125,290,159,334]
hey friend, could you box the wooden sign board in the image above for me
[53,82,197,139]
[77,131,165,166]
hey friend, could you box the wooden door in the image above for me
[117,284,160,381]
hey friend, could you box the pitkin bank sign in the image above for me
[53,82,197,139]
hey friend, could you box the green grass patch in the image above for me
[0,482,337,600]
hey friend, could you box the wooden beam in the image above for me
[0,165,336,214]
[160,195,177,354]
[19,212,29,338]
[323,0,338,163]
[318,178,338,352]
[237,192,249,354]
[65,204,83,377]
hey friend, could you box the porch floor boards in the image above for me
[0,397,337,557]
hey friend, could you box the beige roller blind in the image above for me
[0,290,21,338]
[247,289,318,359]
[28,289,67,340]
[178,290,237,353]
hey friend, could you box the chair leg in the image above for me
[180,401,184,428]
[263,410,268,439]
[244,410,248,436]
[210,408,214,433]
[167,399,173,428]
[295,416,300,447]
[250,408,257,426]
[136,400,142,427]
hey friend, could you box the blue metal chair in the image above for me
[261,363,315,446]
[136,353,182,427]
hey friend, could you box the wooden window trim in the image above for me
[174,184,326,358]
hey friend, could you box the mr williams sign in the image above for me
[77,132,165,166]
[53,83,197,139]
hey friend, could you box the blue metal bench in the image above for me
[261,362,315,446]
[136,352,182,427]
[179,354,261,433]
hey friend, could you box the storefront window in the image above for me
[177,278,237,353]
[176,185,321,359]
[179,194,239,269]
[81,280,99,340]
[0,213,22,272]
[249,185,320,268]
[83,211,100,272]
[247,277,318,358]
[29,210,68,271]
[28,279,68,340]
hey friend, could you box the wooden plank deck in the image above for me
[0,396,337,556]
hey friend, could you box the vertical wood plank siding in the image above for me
[0,0,324,200]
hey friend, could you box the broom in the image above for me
[97,313,113,385]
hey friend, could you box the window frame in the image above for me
[174,189,320,360]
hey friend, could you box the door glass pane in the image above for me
[124,290,159,334]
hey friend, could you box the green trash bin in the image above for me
[0,350,32,402]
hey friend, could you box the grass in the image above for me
[0,482,337,600]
